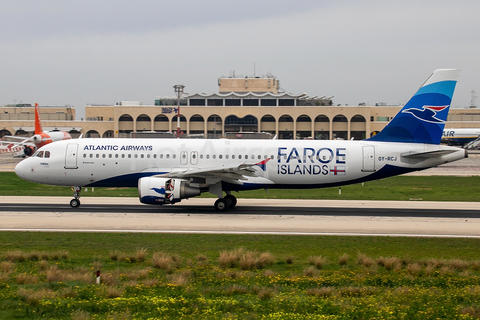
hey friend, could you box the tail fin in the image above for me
[368,69,459,144]
[34,103,43,135]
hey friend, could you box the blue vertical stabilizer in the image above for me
[368,69,459,144]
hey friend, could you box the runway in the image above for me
[1,197,480,238]
[2,151,480,237]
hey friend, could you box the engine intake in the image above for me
[138,177,200,205]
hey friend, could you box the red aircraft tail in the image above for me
[34,103,43,135]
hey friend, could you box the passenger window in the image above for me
[128,154,131,158]
[160,154,163,159]
[232,155,235,159]
[213,155,216,159]
[147,154,150,158]
[141,154,144,158]
[251,155,255,160]
[134,154,138,158]
[238,155,242,159]
[153,154,157,158]
[90,154,93,158]
[121,154,125,158]
[219,155,222,159]
[166,154,170,159]
[96,154,100,158]
[109,154,112,158]
[173,154,176,159]
[200,154,203,159]
[102,154,106,158]
[206,155,210,159]
[83,154,87,158]
[225,155,229,159]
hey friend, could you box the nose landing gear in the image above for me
[70,186,81,208]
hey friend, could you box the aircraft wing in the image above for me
[158,159,271,185]
[2,136,33,145]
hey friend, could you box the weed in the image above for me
[406,263,422,275]
[6,250,26,262]
[0,261,14,273]
[383,257,402,271]
[219,248,245,268]
[71,310,91,320]
[303,266,319,277]
[257,288,275,300]
[306,287,333,297]
[168,270,191,287]
[309,255,327,269]
[339,253,349,266]
[17,288,56,305]
[152,252,174,273]
[16,273,37,284]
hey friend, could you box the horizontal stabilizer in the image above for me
[400,149,459,158]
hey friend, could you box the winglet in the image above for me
[255,158,271,171]
[368,69,459,144]
[34,103,43,135]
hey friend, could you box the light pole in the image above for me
[173,84,185,138]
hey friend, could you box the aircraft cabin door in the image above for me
[65,143,78,169]
[362,145,375,172]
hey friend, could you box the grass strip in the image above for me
[2,172,480,201]
[1,232,480,319]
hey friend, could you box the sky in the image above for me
[1,0,480,120]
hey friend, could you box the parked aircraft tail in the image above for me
[34,103,43,135]
[368,69,459,144]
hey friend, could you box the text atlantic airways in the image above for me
[15,69,467,211]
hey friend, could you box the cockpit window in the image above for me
[36,151,44,158]
[44,151,50,158]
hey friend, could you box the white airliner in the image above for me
[15,69,467,211]
[1,103,72,156]
[442,128,480,146]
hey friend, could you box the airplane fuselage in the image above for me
[15,138,466,190]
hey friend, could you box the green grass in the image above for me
[1,232,480,319]
[2,172,480,318]
[2,171,480,201]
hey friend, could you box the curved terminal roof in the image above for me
[187,92,307,99]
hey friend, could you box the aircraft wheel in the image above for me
[214,198,229,212]
[224,195,237,208]
[70,199,81,208]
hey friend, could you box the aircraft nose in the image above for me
[15,159,30,179]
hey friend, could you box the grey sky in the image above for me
[1,0,479,119]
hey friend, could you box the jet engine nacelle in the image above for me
[32,134,43,144]
[138,177,201,205]
[23,146,36,157]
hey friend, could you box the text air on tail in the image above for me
[368,69,459,144]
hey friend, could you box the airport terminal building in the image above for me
[1,75,480,140]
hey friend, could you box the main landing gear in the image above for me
[214,194,237,212]
[70,186,81,208]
